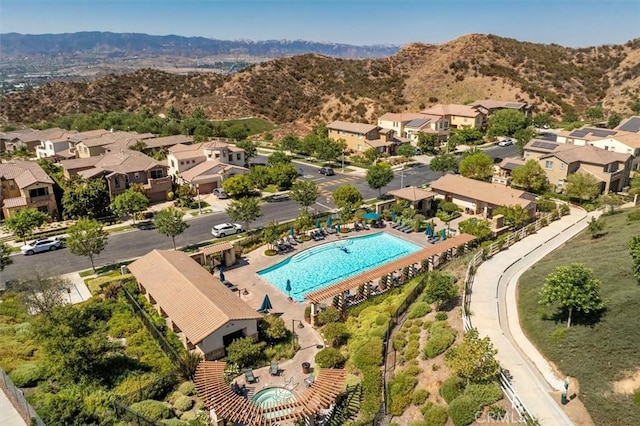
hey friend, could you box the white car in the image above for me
[498,139,514,147]
[21,237,62,255]
[211,223,243,238]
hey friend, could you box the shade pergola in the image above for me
[201,241,235,257]
[194,361,347,425]
[306,233,476,303]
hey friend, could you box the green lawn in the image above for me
[518,210,640,425]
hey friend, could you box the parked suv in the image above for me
[319,167,335,176]
[211,223,243,237]
[213,188,229,199]
[21,237,62,255]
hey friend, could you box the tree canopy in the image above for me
[226,197,262,231]
[332,184,363,209]
[487,110,528,137]
[10,273,71,316]
[445,328,501,384]
[222,174,254,197]
[511,160,548,193]
[154,207,189,249]
[0,242,12,271]
[430,153,458,175]
[366,162,394,197]
[494,205,530,228]
[416,133,439,155]
[62,177,111,219]
[565,173,601,202]
[316,138,345,163]
[66,218,109,272]
[4,208,48,240]
[289,180,320,211]
[109,188,149,225]
[539,263,605,328]
[459,152,494,181]
[424,272,458,310]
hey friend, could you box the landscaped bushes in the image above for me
[360,367,382,419]
[423,322,456,359]
[315,347,346,368]
[463,382,503,407]
[317,306,341,325]
[388,369,419,415]
[407,301,432,319]
[422,403,448,426]
[351,337,384,368]
[323,322,350,347]
[447,396,480,426]
[129,400,175,420]
[412,388,429,405]
[173,395,193,412]
[8,362,43,387]
[439,376,464,403]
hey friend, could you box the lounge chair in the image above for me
[397,225,409,232]
[325,226,336,234]
[392,222,403,229]
[287,236,298,245]
[403,227,414,234]
[270,361,279,376]
[354,223,362,231]
[294,235,304,243]
[244,368,258,384]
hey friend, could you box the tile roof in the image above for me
[429,174,536,209]
[469,99,528,110]
[169,143,207,160]
[0,160,54,188]
[127,250,263,344]
[2,197,27,208]
[497,157,526,171]
[541,144,631,166]
[179,161,247,183]
[377,112,429,122]
[327,120,378,134]
[598,131,640,149]
[61,151,165,174]
[421,104,482,118]
[143,135,194,149]
[387,186,437,201]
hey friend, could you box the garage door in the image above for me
[197,182,217,194]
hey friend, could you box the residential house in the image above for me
[138,135,194,154]
[403,114,451,143]
[529,142,631,193]
[60,150,171,202]
[0,160,58,219]
[4,128,71,153]
[387,186,437,216]
[469,99,534,119]
[420,104,486,130]
[492,157,526,186]
[128,250,263,360]
[35,130,79,159]
[68,130,155,158]
[0,129,36,152]
[327,121,410,154]
[429,174,537,218]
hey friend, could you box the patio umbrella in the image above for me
[289,226,294,236]
[424,223,433,237]
[316,219,321,229]
[286,279,292,297]
[336,223,341,233]
[326,216,333,227]
[219,266,225,282]
[441,229,447,240]
[391,211,397,221]
[363,212,381,221]
[259,294,273,313]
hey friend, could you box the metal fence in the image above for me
[0,368,45,426]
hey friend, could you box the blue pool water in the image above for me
[252,387,294,419]
[258,233,422,302]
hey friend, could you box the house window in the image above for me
[29,187,49,198]
[545,160,554,169]
[48,143,53,150]
[150,169,164,179]
[228,154,233,162]
[8,181,15,190]
[214,153,220,159]
[605,163,618,173]
[114,177,119,187]
[170,159,175,168]
[180,161,184,165]
[560,163,565,169]
[236,153,241,160]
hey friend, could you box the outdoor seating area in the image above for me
[391,222,415,233]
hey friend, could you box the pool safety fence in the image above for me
[0,368,45,426]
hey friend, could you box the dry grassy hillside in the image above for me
[2,34,639,127]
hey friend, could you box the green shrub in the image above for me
[409,325,421,334]
[423,323,456,359]
[167,391,183,404]
[317,306,341,325]
[633,388,640,407]
[435,312,448,321]
[412,389,429,405]
[392,335,407,351]
[463,382,503,407]
[448,395,480,426]
[129,400,175,420]
[628,211,640,222]
[408,302,432,319]
[388,371,418,415]
[315,347,346,368]
[423,320,434,330]
[173,395,193,412]
[8,363,43,387]
[352,337,383,368]
[113,373,159,396]
[160,419,188,426]
[404,341,419,361]
[361,367,382,419]
[375,313,388,326]
[488,405,506,417]
[439,376,464,404]
[323,322,350,347]
[423,404,448,426]
[177,381,196,396]
[108,310,141,338]
[226,337,266,368]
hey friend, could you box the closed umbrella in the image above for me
[391,211,397,221]
[425,223,433,237]
[316,219,321,229]
[337,223,341,233]
[286,279,292,297]
[326,216,333,227]
[259,294,273,313]
[219,266,225,282]
[441,229,447,240]
[289,226,294,236]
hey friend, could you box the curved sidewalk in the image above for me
[470,208,593,426]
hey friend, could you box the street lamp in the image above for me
[341,150,345,173]
[291,319,304,351]
[400,165,405,189]
[196,184,202,215]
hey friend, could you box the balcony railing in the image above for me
[145,176,172,192]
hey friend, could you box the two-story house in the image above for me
[469,99,534,119]
[68,130,155,158]
[377,112,450,143]
[420,104,486,130]
[167,141,248,193]
[0,160,58,219]
[555,127,640,171]
[326,121,410,154]
[0,129,37,152]
[523,140,632,193]
[4,128,72,153]
[60,150,171,202]
[35,130,79,159]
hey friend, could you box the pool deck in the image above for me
[224,221,458,403]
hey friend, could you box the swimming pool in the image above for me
[258,233,421,302]
[252,387,294,419]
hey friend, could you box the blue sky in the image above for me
[1,0,638,47]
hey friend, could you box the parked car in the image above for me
[415,148,423,155]
[269,194,290,202]
[297,167,304,176]
[21,237,62,255]
[319,167,335,176]
[498,139,514,147]
[213,188,229,199]
[211,223,243,237]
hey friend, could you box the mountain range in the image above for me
[1,33,639,129]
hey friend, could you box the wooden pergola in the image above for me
[194,361,347,425]
[305,234,475,311]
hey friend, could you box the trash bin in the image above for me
[302,362,311,374]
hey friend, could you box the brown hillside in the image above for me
[2,34,639,127]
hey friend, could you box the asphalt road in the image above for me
[1,146,512,281]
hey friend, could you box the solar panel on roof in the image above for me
[590,129,616,137]
[504,162,522,170]
[531,140,545,148]
[570,130,588,137]
[541,142,558,150]
[617,117,640,133]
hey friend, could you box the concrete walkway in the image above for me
[0,387,27,426]
[470,207,595,426]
